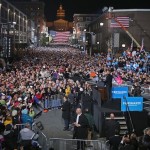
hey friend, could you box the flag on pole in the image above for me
[140,38,144,51]
[110,16,130,28]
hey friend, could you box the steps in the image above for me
[105,113,128,136]
[143,99,150,112]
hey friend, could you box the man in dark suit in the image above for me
[105,70,113,101]
[105,113,120,140]
[62,96,71,131]
[109,129,122,150]
[73,108,89,150]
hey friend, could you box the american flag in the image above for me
[110,16,130,28]
[53,31,71,43]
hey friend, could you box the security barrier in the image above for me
[48,138,108,150]
[32,122,49,150]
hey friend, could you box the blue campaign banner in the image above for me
[121,97,143,112]
[112,86,128,99]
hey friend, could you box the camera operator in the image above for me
[118,134,135,150]
[142,127,150,149]
[131,82,142,97]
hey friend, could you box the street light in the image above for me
[100,22,104,27]
[122,44,125,47]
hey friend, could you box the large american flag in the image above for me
[110,16,130,28]
[52,31,71,43]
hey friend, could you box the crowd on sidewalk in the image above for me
[0,45,150,150]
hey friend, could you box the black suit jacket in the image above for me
[105,119,120,139]
[73,114,89,139]
[62,101,71,120]
[109,135,122,150]
[105,74,113,87]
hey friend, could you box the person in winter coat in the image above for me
[21,108,33,125]
[65,85,71,97]
[62,96,71,131]
[4,116,12,126]
[12,109,20,125]
[19,123,41,150]
[3,124,17,150]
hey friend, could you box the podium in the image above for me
[98,87,107,102]
[97,81,107,102]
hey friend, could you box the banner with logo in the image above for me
[112,86,128,99]
[121,97,143,111]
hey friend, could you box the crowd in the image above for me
[0,45,150,150]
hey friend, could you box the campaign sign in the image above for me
[121,97,143,112]
[112,86,128,99]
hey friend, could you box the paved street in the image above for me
[36,109,73,139]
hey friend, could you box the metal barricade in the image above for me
[16,124,26,133]
[48,138,108,150]
[32,123,49,150]
[43,94,62,109]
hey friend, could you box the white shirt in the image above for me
[76,113,82,124]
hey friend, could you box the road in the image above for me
[36,109,73,139]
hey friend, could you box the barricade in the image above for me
[16,124,26,132]
[16,123,48,150]
[43,94,62,109]
[32,122,49,150]
[48,138,108,150]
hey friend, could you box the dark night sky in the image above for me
[42,0,149,21]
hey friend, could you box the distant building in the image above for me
[87,8,150,53]
[9,0,46,45]
[72,14,99,45]
[46,5,73,31]
[0,0,28,43]
[0,0,28,59]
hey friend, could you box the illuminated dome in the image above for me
[57,4,65,19]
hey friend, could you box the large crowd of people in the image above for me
[0,45,150,150]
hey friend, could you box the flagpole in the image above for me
[130,38,133,51]
[140,38,144,51]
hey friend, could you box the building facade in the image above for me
[87,8,150,53]
[46,5,73,32]
[0,0,28,44]
[0,0,28,59]
[72,14,99,46]
[10,0,46,45]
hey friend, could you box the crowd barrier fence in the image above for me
[48,138,108,150]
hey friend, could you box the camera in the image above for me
[124,131,129,137]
